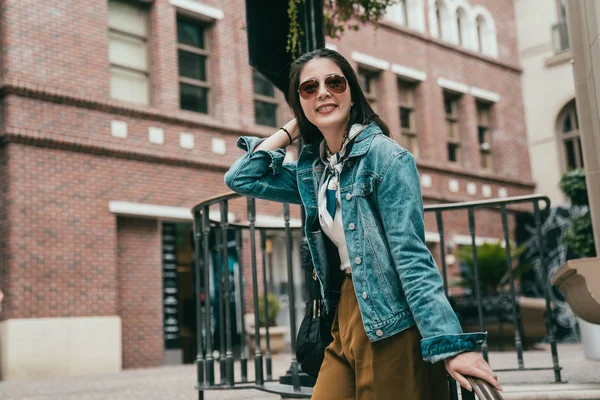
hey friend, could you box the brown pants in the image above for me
[311,276,450,400]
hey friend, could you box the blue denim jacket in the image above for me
[224,122,486,363]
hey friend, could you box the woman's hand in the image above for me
[444,351,502,392]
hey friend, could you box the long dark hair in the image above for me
[288,48,390,144]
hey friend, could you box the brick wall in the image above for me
[0,0,535,368]
[117,217,163,369]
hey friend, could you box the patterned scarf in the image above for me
[319,124,365,220]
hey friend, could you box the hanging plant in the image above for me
[287,0,399,59]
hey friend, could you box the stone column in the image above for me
[566,0,600,256]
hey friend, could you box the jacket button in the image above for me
[376,329,384,337]
[347,161,354,168]
[349,223,355,230]
[345,193,352,201]
[362,292,368,299]
[355,257,362,265]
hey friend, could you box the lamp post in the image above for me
[245,0,326,389]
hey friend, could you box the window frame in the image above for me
[558,101,584,171]
[444,91,462,164]
[358,67,380,112]
[252,69,279,128]
[398,79,420,155]
[176,15,212,115]
[476,101,493,170]
[108,0,151,105]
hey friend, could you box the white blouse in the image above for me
[317,124,365,273]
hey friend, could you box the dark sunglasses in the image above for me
[298,74,348,100]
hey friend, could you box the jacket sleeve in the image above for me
[224,136,303,205]
[377,149,486,363]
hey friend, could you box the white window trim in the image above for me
[470,87,500,103]
[325,43,338,51]
[473,6,498,58]
[452,234,499,246]
[169,0,224,21]
[392,64,427,81]
[425,231,441,243]
[351,51,390,71]
[437,77,469,94]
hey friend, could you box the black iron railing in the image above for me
[191,193,559,399]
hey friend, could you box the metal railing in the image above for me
[191,193,560,399]
[552,21,570,53]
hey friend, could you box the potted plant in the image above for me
[451,243,545,349]
[245,293,289,355]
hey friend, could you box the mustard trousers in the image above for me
[311,276,450,400]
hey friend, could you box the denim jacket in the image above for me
[224,122,486,363]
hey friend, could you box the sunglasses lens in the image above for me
[325,75,347,94]
[299,80,319,99]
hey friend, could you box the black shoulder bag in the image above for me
[295,268,335,377]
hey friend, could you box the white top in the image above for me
[317,124,365,272]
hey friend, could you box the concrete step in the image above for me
[502,383,600,399]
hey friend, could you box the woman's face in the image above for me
[298,57,352,134]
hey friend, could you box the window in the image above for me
[477,101,493,170]
[398,79,419,155]
[444,92,461,163]
[387,0,409,26]
[552,0,569,52]
[456,7,467,46]
[108,0,150,105]
[435,0,444,38]
[558,101,583,170]
[358,69,379,112]
[177,16,210,114]
[474,10,498,57]
[253,70,278,127]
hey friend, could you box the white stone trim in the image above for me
[148,127,165,144]
[470,87,500,103]
[0,317,122,381]
[111,120,128,138]
[325,43,338,51]
[211,138,226,154]
[351,51,390,71]
[180,132,195,149]
[437,77,469,94]
[109,201,194,220]
[169,0,224,20]
[425,231,441,243]
[421,174,433,188]
[254,214,302,229]
[391,64,427,81]
[452,234,499,246]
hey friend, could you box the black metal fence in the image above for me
[191,193,559,399]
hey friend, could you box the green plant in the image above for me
[559,169,589,206]
[559,168,596,258]
[287,0,398,59]
[456,243,531,295]
[258,293,280,327]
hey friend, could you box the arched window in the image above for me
[557,100,584,170]
[473,8,498,57]
[387,0,408,26]
[456,7,468,46]
[435,0,444,38]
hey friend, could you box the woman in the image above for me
[225,48,501,399]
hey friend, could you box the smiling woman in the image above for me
[224,48,501,399]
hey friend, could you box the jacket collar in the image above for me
[300,121,381,163]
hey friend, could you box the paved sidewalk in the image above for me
[0,343,597,399]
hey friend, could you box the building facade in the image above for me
[515,0,579,206]
[0,0,533,380]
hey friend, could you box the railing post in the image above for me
[220,201,235,386]
[260,229,273,380]
[283,203,301,391]
[235,229,248,383]
[215,226,226,385]
[202,206,215,386]
[533,200,562,383]
[247,197,264,385]
[500,205,524,369]
[436,211,449,297]
[193,209,205,389]
[469,208,489,362]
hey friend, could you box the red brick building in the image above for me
[0,0,534,380]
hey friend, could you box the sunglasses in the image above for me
[298,74,348,100]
